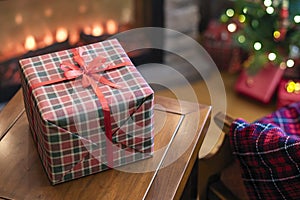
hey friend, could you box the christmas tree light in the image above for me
[221,0,300,74]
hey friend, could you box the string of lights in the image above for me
[220,0,300,74]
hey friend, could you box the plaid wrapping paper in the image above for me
[229,102,300,199]
[19,39,154,185]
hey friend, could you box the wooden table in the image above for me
[0,89,211,200]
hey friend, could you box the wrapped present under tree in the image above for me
[217,0,300,104]
[220,0,300,75]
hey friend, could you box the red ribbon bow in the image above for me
[61,49,120,88]
[59,48,125,112]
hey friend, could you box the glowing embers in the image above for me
[24,35,36,51]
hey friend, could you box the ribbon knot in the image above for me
[60,49,120,89]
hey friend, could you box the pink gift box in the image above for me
[277,79,300,108]
[235,63,285,104]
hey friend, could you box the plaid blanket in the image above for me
[229,102,300,200]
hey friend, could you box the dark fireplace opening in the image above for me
[0,0,164,104]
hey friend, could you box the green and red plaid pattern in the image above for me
[19,39,154,185]
[229,102,300,199]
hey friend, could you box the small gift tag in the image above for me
[235,62,285,103]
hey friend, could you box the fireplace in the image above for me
[0,0,164,103]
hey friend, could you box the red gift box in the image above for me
[235,62,285,104]
[277,79,300,108]
[19,39,154,185]
[201,20,242,71]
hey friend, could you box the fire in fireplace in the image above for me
[0,0,164,103]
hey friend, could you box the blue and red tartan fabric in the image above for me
[229,102,300,200]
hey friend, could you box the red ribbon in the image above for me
[31,48,131,168]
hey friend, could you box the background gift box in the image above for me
[235,62,285,104]
[277,79,300,108]
[200,20,246,72]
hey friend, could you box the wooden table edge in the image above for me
[146,99,212,200]
[174,106,211,199]
[0,89,25,140]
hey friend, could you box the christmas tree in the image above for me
[221,0,300,74]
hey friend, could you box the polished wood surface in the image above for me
[0,89,211,200]
[0,90,24,140]
[214,112,235,135]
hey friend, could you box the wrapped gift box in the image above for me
[19,39,154,185]
[235,62,285,104]
[277,79,300,108]
[201,20,244,72]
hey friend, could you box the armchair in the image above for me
[199,102,300,199]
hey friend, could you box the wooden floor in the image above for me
[154,71,277,158]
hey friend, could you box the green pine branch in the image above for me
[222,0,300,74]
